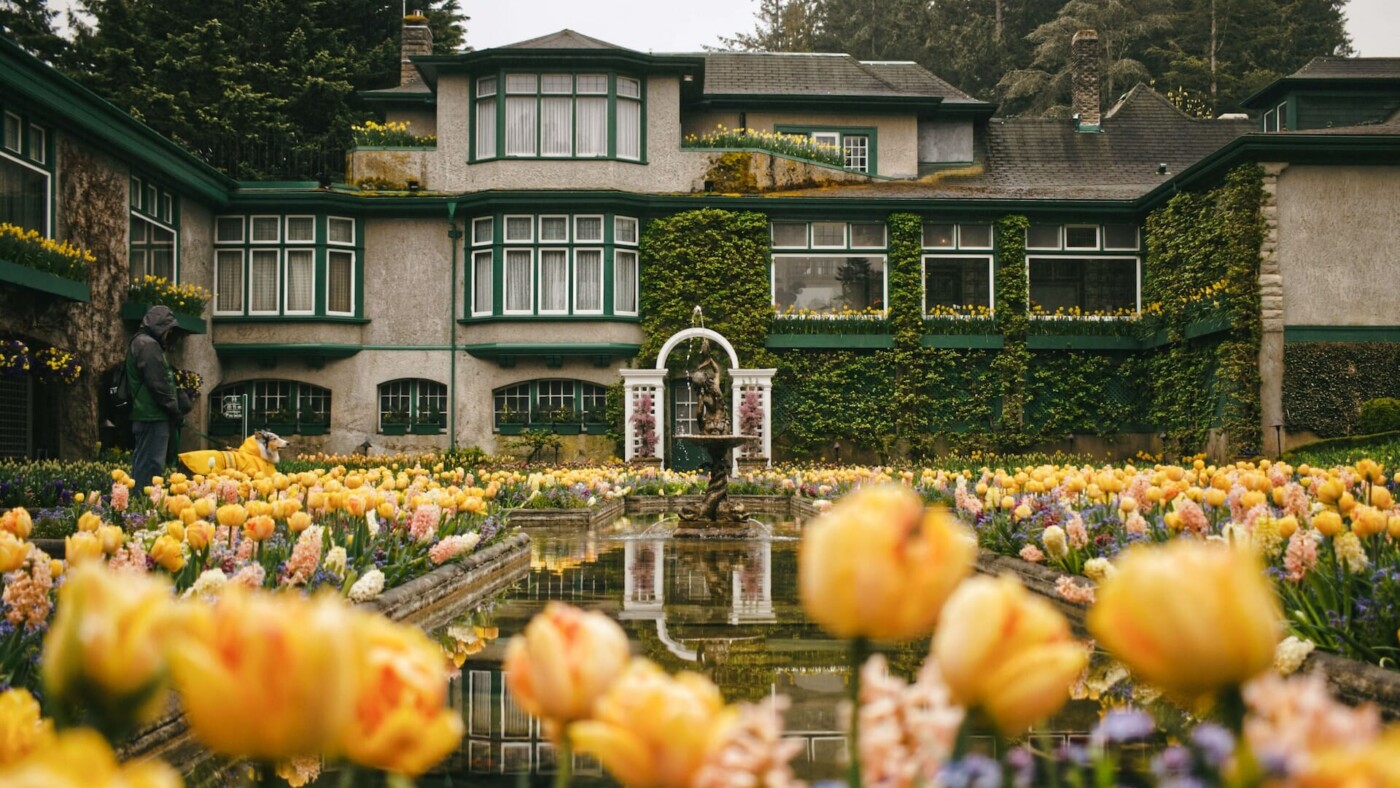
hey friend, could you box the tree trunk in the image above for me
[994,0,1003,44]
[1210,0,1219,111]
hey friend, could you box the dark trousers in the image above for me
[131,419,171,490]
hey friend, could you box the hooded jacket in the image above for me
[126,306,185,422]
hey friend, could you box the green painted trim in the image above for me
[458,315,641,325]
[213,343,361,359]
[1242,76,1400,110]
[697,94,950,113]
[413,51,702,89]
[212,316,371,325]
[351,145,436,152]
[463,342,640,358]
[1284,326,1400,343]
[0,258,90,302]
[0,39,233,204]
[920,334,1004,349]
[122,301,206,334]
[1027,334,1140,350]
[766,334,894,349]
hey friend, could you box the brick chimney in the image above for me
[1071,29,1101,131]
[400,12,433,87]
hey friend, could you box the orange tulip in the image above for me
[503,602,630,726]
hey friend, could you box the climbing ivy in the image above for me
[887,212,929,452]
[1284,343,1400,437]
[994,215,1030,445]
[771,350,898,459]
[638,209,775,368]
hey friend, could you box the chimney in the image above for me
[1071,29,1101,132]
[400,12,433,87]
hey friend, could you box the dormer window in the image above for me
[474,72,644,163]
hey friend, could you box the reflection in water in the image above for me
[422,520,1106,785]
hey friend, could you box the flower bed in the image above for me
[351,119,435,148]
[772,306,889,335]
[682,126,844,167]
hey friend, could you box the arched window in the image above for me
[491,379,609,434]
[377,379,447,434]
[208,380,331,436]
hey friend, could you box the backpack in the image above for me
[107,360,132,414]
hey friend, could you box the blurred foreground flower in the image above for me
[0,689,52,766]
[503,602,630,728]
[0,728,179,787]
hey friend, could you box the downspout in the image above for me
[447,202,462,450]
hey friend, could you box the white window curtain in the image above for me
[327,251,353,314]
[505,249,532,312]
[249,250,279,313]
[473,252,493,314]
[616,99,641,160]
[541,97,572,157]
[540,250,568,312]
[285,250,315,312]
[575,249,602,312]
[215,250,244,313]
[614,250,638,314]
[505,97,537,156]
[475,99,497,159]
[576,97,607,157]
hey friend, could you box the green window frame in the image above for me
[773,124,877,173]
[471,71,646,163]
[492,379,610,431]
[0,105,53,237]
[129,174,180,284]
[465,212,640,320]
[208,380,331,435]
[212,214,363,320]
[1019,221,1143,316]
[378,378,447,434]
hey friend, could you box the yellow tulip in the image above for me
[799,485,974,641]
[41,563,174,727]
[571,660,736,788]
[96,525,124,555]
[149,535,185,574]
[164,521,185,542]
[216,504,247,529]
[193,497,215,519]
[1,508,32,540]
[0,531,30,573]
[168,587,356,760]
[1203,488,1227,508]
[932,575,1086,734]
[76,512,102,533]
[287,511,312,533]
[0,728,181,787]
[64,532,102,565]
[1312,510,1344,537]
[0,689,52,766]
[1277,515,1298,539]
[243,515,275,542]
[503,602,630,725]
[185,519,214,551]
[1088,541,1280,699]
[1351,506,1387,539]
[341,612,464,776]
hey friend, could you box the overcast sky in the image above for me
[463,0,1399,56]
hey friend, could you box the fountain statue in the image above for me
[674,309,758,538]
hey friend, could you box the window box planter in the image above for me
[121,301,206,334]
[582,422,610,435]
[1026,335,1142,351]
[766,334,894,350]
[0,259,90,302]
[920,334,1004,349]
[380,423,409,436]
[496,423,525,436]
[409,423,445,435]
[552,423,582,436]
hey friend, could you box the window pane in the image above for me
[576,74,607,94]
[148,224,175,281]
[477,77,497,97]
[618,77,641,98]
[960,224,993,248]
[811,222,845,247]
[504,249,532,312]
[1026,224,1060,248]
[472,251,493,314]
[575,216,603,242]
[327,251,353,313]
[28,126,45,164]
[541,74,571,94]
[1029,257,1136,313]
[505,97,537,156]
[328,217,354,244]
[575,249,602,312]
[215,250,244,313]
[1064,225,1099,249]
[615,250,638,314]
[576,97,607,157]
[252,216,280,242]
[772,222,807,247]
[1104,224,1139,249]
[215,217,243,243]
[843,135,869,172]
[541,96,572,156]
[539,249,568,312]
[505,216,533,242]
[539,216,568,242]
[476,98,497,158]
[286,216,315,242]
[924,257,991,311]
[505,74,537,94]
[614,216,638,245]
[581,384,608,421]
[772,255,885,313]
[494,384,530,424]
[0,157,47,234]
[617,99,641,160]
[850,222,885,248]
[162,194,172,223]
[472,217,493,245]
[922,223,955,248]
[250,250,280,312]
[285,250,315,312]
[2,114,19,152]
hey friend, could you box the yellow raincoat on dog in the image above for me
[179,436,276,478]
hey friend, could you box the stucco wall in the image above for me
[167,200,218,452]
[384,106,437,138]
[1276,164,1400,326]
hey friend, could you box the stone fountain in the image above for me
[674,330,760,539]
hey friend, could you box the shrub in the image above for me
[1358,397,1400,435]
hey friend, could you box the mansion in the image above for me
[1,23,1398,463]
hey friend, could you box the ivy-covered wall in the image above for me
[1284,343,1400,437]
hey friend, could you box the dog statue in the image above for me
[179,430,289,478]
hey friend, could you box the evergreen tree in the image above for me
[809,0,932,62]
[718,0,818,52]
[0,0,66,62]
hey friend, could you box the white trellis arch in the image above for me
[622,327,773,467]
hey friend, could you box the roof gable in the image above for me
[497,29,631,51]
[701,51,984,105]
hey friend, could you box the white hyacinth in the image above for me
[1273,635,1316,676]
[323,545,347,576]
[348,569,385,602]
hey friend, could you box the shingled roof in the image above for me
[701,52,984,103]
[497,30,630,50]
[1290,57,1400,81]
[771,85,1252,202]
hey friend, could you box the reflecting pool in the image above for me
[414,518,1116,786]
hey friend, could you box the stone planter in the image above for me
[409,423,445,435]
[505,497,625,528]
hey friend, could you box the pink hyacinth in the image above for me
[1066,512,1088,549]
[1177,499,1209,534]
[409,503,442,543]
[429,533,480,565]
[110,482,129,512]
[1124,511,1148,535]
[1282,483,1310,518]
[1126,475,1152,510]
[847,654,964,788]
[1242,503,1270,532]
[1019,544,1045,563]
[218,480,240,504]
[232,564,266,588]
[107,542,148,574]
[284,526,323,585]
[1244,672,1381,774]
[1055,575,1096,605]
[1284,529,1318,583]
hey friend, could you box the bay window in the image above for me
[474,72,644,162]
[472,250,493,315]
[213,215,359,318]
[504,249,533,313]
[469,213,640,318]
